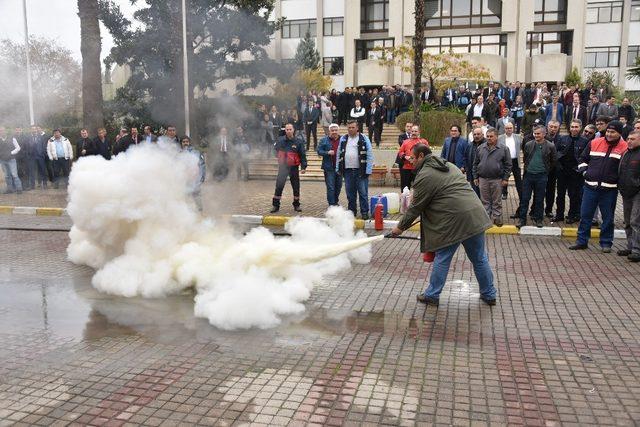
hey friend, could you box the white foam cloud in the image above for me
[67,143,380,330]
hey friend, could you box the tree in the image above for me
[0,37,81,126]
[564,67,582,87]
[376,43,491,94]
[272,68,331,105]
[78,0,104,133]
[101,0,281,135]
[412,0,425,124]
[294,31,320,70]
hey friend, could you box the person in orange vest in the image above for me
[397,124,429,190]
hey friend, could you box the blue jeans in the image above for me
[343,168,369,217]
[519,172,548,223]
[0,158,22,192]
[386,108,396,124]
[422,232,497,300]
[576,186,618,248]
[323,170,342,206]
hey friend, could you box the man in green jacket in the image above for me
[391,144,497,307]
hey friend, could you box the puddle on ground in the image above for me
[0,277,476,347]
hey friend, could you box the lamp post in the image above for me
[22,0,35,125]
[181,0,190,136]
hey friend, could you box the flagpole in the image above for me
[23,0,35,125]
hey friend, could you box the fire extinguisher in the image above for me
[374,201,384,231]
[422,251,435,262]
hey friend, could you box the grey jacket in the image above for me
[497,133,522,161]
[496,117,515,135]
[472,142,512,180]
[597,103,618,119]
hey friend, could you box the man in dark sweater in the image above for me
[618,130,640,262]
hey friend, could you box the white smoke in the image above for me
[66,143,380,330]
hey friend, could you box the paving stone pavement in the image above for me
[1,227,640,426]
[0,178,627,227]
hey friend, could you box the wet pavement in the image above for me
[1,224,640,426]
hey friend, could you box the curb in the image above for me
[0,206,66,216]
[0,206,626,240]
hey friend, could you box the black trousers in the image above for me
[305,124,317,150]
[555,169,583,220]
[502,159,522,200]
[338,109,349,125]
[273,164,300,207]
[545,168,557,215]
[368,125,382,147]
[52,158,70,188]
[400,168,414,191]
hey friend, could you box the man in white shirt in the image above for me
[498,122,522,206]
[336,121,374,219]
[350,99,366,133]
[468,117,488,141]
[0,126,23,194]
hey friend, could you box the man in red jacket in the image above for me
[570,121,628,252]
[397,125,429,190]
[271,123,307,213]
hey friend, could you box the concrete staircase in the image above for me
[248,124,402,181]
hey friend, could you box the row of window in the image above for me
[283,0,640,39]
[286,45,639,73]
[282,17,343,38]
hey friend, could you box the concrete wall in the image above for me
[530,54,569,82]
[462,53,506,82]
[323,0,344,17]
[343,0,360,86]
[357,60,392,86]
[281,0,316,19]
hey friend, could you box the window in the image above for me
[425,0,501,28]
[584,46,620,68]
[323,57,344,75]
[526,31,572,56]
[631,0,640,21]
[628,45,640,66]
[425,34,507,57]
[356,39,394,60]
[361,0,389,32]
[323,17,343,36]
[586,1,623,23]
[535,0,567,24]
[281,19,316,38]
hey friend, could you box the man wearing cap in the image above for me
[570,120,628,252]
[618,131,640,262]
[317,124,342,206]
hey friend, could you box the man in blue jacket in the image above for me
[317,124,342,206]
[440,125,468,172]
[545,95,564,127]
[336,121,374,219]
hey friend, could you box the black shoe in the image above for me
[270,206,279,213]
[601,247,612,254]
[494,218,503,227]
[510,213,520,219]
[618,249,632,257]
[551,216,564,223]
[569,243,588,250]
[501,194,507,200]
[293,206,302,212]
[565,217,577,224]
[361,214,369,220]
[480,296,496,306]
[628,253,640,262]
[516,220,526,229]
[416,294,439,306]
[545,212,554,219]
[535,220,544,228]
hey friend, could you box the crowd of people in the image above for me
[0,124,204,194]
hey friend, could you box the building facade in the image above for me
[266,0,640,91]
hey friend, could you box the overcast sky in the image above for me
[0,0,139,62]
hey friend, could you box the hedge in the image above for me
[396,110,467,147]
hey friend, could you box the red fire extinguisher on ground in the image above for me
[374,201,384,231]
[422,251,435,262]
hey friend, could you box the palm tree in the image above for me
[412,0,425,124]
[78,0,104,133]
[627,56,640,82]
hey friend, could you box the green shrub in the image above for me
[395,110,467,147]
